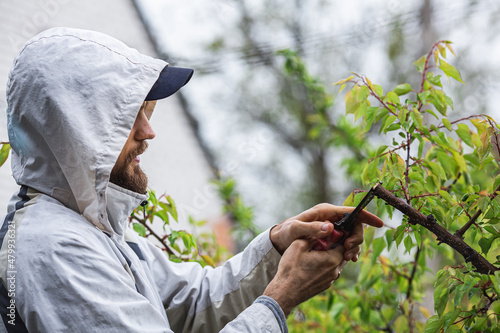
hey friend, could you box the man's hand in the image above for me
[270,203,384,261]
[263,238,347,317]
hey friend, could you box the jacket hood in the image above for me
[6,27,166,233]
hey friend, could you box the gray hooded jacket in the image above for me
[0,27,287,332]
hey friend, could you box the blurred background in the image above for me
[1,0,500,243]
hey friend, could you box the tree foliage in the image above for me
[283,41,500,332]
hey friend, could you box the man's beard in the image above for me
[109,141,149,194]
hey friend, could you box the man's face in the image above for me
[109,101,157,193]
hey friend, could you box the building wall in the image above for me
[0,0,223,227]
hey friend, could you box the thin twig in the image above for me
[405,132,412,204]
[406,245,422,300]
[134,216,175,255]
[417,40,448,111]
[455,182,500,239]
[355,74,398,117]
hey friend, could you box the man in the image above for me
[0,27,383,332]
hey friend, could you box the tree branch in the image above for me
[357,75,398,117]
[406,245,422,300]
[372,184,498,274]
[134,216,175,256]
[417,40,447,111]
[455,182,500,239]
[404,132,412,204]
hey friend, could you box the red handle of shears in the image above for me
[312,229,348,251]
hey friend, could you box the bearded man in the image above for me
[0,28,383,332]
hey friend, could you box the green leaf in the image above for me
[169,230,179,246]
[380,115,397,134]
[442,308,461,330]
[343,191,355,206]
[426,161,447,180]
[404,235,413,253]
[478,237,493,255]
[439,59,465,84]
[398,107,408,123]
[133,222,146,237]
[492,271,500,296]
[414,55,427,73]
[442,118,452,131]
[454,275,478,306]
[429,90,447,115]
[438,190,453,204]
[436,152,458,176]
[154,210,170,224]
[423,315,443,333]
[364,106,378,131]
[385,229,394,249]
[418,138,425,158]
[427,72,443,88]
[373,84,383,97]
[409,170,426,183]
[372,237,385,264]
[385,91,400,105]
[345,84,369,118]
[385,123,401,132]
[374,145,388,158]
[456,123,473,147]
[393,83,412,96]
[410,110,424,129]
[0,144,11,168]
[434,283,450,316]
[452,151,467,173]
[394,224,406,247]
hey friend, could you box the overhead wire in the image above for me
[165,0,495,73]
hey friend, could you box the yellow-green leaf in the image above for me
[373,84,383,97]
[456,123,473,148]
[414,55,427,73]
[201,254,215,267]
[343,191,355,206]
[410,110,424,129]
[452,151,467,172]
[0,144,11,168]
[393,83,412,96]
[333,75,354,85]
[442,118,452,131]
[438,190,453,204]
[439,59,465,84]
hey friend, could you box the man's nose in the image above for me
[134,118,156,141]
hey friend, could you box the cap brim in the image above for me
[145,66,194,101]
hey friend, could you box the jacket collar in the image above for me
[106,182,147,238]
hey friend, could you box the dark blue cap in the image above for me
[145,66,194,101]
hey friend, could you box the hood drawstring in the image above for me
[140,200,148,218]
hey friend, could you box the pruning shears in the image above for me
[313,181,381,251]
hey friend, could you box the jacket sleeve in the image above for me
[137,228,287,333]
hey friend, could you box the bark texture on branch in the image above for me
[372,185,499,275]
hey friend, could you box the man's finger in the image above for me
[357,209,384,228]
[289,237,318,252]
[289,220,334,239]
[344,220,364,251]
[344,245,361,261]
[294,203,384,228]
[325,245,345,266]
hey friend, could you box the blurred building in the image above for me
[0,0,231,248]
